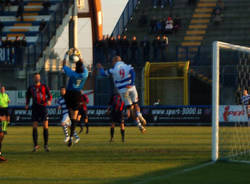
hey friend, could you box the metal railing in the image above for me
[26,0,74,66]
[111,0,138,37]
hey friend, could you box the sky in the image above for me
[54,0,129,65]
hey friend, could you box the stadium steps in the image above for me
[122,0,196,61]
[0,0,74,83]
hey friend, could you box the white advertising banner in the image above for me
[219,105,248,122]
[6,90,94,106]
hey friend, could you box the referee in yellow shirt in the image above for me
[0,85,10,162]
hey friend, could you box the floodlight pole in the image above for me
[69,0,78,49]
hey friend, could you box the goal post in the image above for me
[212,41,250,162]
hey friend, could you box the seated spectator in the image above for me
[10,0,20,5]
[153,0,167,8]
[160,35,168,61]
[121,35,129,62]
[152,36,161,61]
[138,11,148,27]
[0,0,4,12]
[0,37,2,47]
[155,19,162,34]
[165,16,174,33]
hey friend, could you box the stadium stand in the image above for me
[0,0,74,89]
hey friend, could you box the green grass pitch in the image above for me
[0,126,250,184]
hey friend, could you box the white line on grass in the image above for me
[133,161,215,184]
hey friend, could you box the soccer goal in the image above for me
[212,41,250,163]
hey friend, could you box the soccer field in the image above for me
[1,126,250,184]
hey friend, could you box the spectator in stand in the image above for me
[20,35,27,47]
[130,36,139,64]
[150,16,157,34]
[138,10,148,27]
[160,35,168,61]
[4,0,11,12]
[173,14,181,33]
[11,0,20,5]
[0,0,4,12]
[188,0,197,6]
[0,38,2,47]
[39,20,46,32]
[155,19,162,34]
[153,0,167,8]
[121,35,130,62]
[43,0,51,12]
[217,0,224,10]
[165,16,174,34]
[116,35,122,56]
[0,21,3,36]
[16,0,24,21]
[108,36,117,61]
[212,6,223,25]
[140,36,151,63]
[152,36,161,61]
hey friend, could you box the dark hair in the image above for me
[76,60,84,73]
[60,86,66,89]
[33,72,40,76]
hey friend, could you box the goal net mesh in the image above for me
[216,44,250,162]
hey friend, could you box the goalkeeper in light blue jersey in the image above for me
[62,51,88,147]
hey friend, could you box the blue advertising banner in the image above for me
[9,105,212,126]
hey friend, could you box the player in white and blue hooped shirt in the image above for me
[57,87,80,144]
[241,89,250,120]
[62,51,88,146]
[97,56,147,133]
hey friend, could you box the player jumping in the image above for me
[97,56,146,133]
[63,51,88,147]
[57,87,80,144]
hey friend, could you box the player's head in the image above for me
[0,86,5,93]
[243,89,248,96]
[112,56,122,66]
[60,87,66,96]
[75,59,84,73]
[33,73,40,84]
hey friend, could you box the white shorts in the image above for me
[120,86,138,106]
[61,113,71,126]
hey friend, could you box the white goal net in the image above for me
[212,41,250,163]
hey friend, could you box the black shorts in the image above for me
[65,90,82,110]
[111,111,123,124]
[78,108,88,120]
[32,104,48,122]
[0,108,9,116]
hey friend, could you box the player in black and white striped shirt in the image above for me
[57,87,80,144]
[241,89,250,120]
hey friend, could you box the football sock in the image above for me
[74,131,79,139]
[70,120,78,137]
[85,123,89,133]
[43,128,49,146]
[120,129,125,142]
[63,125,69,137]
[110,127,114,139]
[33,127,38,147]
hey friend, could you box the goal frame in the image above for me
[212,41,250,162]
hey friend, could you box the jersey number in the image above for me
[119,69,125,79]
